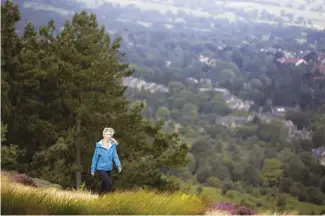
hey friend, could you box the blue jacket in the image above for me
[90,139,122,174]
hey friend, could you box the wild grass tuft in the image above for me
[1,175,206,215]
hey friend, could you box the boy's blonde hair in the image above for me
[103,127,115,136]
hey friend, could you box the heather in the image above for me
[194,186,325,215]
[210,202,257,215]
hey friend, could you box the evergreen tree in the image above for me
[1,1,22,144]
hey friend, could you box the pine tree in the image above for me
[55,11,134,188]
[27,20,73,186]
[1,1,22,143]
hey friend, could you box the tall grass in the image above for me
[1,176,207,215]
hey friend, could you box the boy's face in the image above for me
[104,132,112,140]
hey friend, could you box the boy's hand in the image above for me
[118,167,122,173]
[91,172,95,176]
[110,137,118,144]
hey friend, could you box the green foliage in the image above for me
[259,158,283,187]
[306,186,325,205]
[206,177,223,188]
[311,114,325,148]
[196,186,203,195]
[257,122,288,146]
[279,177,293,193]
[155,106,170,120]
[1,144,26,171]
[276,194,287,208]
[221,179,233,195]
[1,1,21,120]
[285,109,310,130]
[1,122,26,171]
[1,121,8,143]
[79,181,87,192]
[182,103,198,118]
[30,137,72,187]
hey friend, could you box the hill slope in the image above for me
[2,171,319,215]
[1,171,207,215]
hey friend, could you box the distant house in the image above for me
[271,107,287,117]
[199,55,210,63]
[198,87,253,111]
[295,59,307,66]
[123,76,168,93]
[312,146,325,166]
[276,57,306,65]
[312,63,325,75]
[198,88,212,92]
[274,107,286,112]
[187,77,199,84]
[311,63,325,80]
[214,88,229,94]
[216,115,250,128]
[199,55,217,66]
[200,78,212,85]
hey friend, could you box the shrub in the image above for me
[232,181,245,193]
[1,144,26,171]
[197,186,203,195]
[320,209,325,215]
[276,194,287,208]
[221,180,232,195]
[226,191,235,198]
[206,177,222,188]
[256,201,263,207]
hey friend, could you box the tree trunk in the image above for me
[75,119,81,189]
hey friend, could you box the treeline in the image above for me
[1,1,188,192]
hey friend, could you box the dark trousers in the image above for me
[98,170,112,195]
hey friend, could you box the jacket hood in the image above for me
[97,139,118,146]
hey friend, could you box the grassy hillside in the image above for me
[2,171,324,215]
[1,174,206,215]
